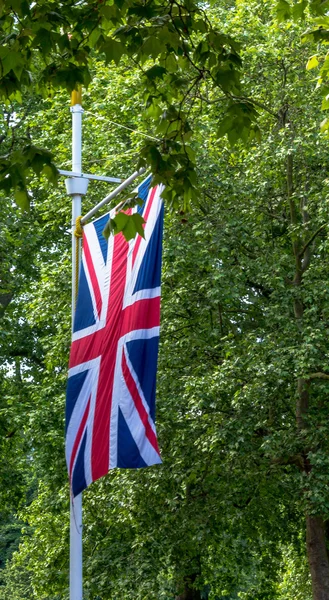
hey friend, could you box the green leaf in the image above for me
[42,164,58,183]
[320,117,329,132]
[145,65,167,81]
[100,5,118,21]
[218,115,234,137]
[275,0,291,22]
[102,220,113,241]
[292,0,307,20]
[108,212,145,241]
[309,0,329,15]
[89,27,101,48]
[14,189,29,211]
[131,213,145,238]
[101,38,125,65]
[111,211,129,234]
[1,52,23,77]
[32,28,54,56]
[306,55,319,70]
[120,215,138,241]
[165,54,178,72]
[140,36,163,60]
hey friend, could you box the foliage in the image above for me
[0,0,251,221]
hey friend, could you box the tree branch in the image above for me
[306,372,329,381]
[232,95,279,119]
[197,92,279,119]
[272,453,304,470]
[299,223,327,260]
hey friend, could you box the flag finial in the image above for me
[71,87,82,106]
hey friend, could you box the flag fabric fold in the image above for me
[66,176,164,497]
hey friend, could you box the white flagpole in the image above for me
[67,88,85,600]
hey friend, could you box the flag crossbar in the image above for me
[60,168,147,226]
[80,167,146,225]
[58,169,122,184]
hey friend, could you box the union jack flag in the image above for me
[66,176,163,497]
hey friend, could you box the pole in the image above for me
[70,88,83,600]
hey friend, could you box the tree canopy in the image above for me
[1,0,328,218]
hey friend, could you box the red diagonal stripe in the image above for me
[70,396,90,478]
[121,349,160,454]
[83,233,102,319]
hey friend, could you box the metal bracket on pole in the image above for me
[65,177,89,198]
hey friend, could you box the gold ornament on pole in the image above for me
[71,87,82,107]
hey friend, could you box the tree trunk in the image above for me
[175,586,201,600]
[175,576,202,600]
[286,151,329,600]
[306,515,329,600]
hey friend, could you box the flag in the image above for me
[66,176,164,497]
